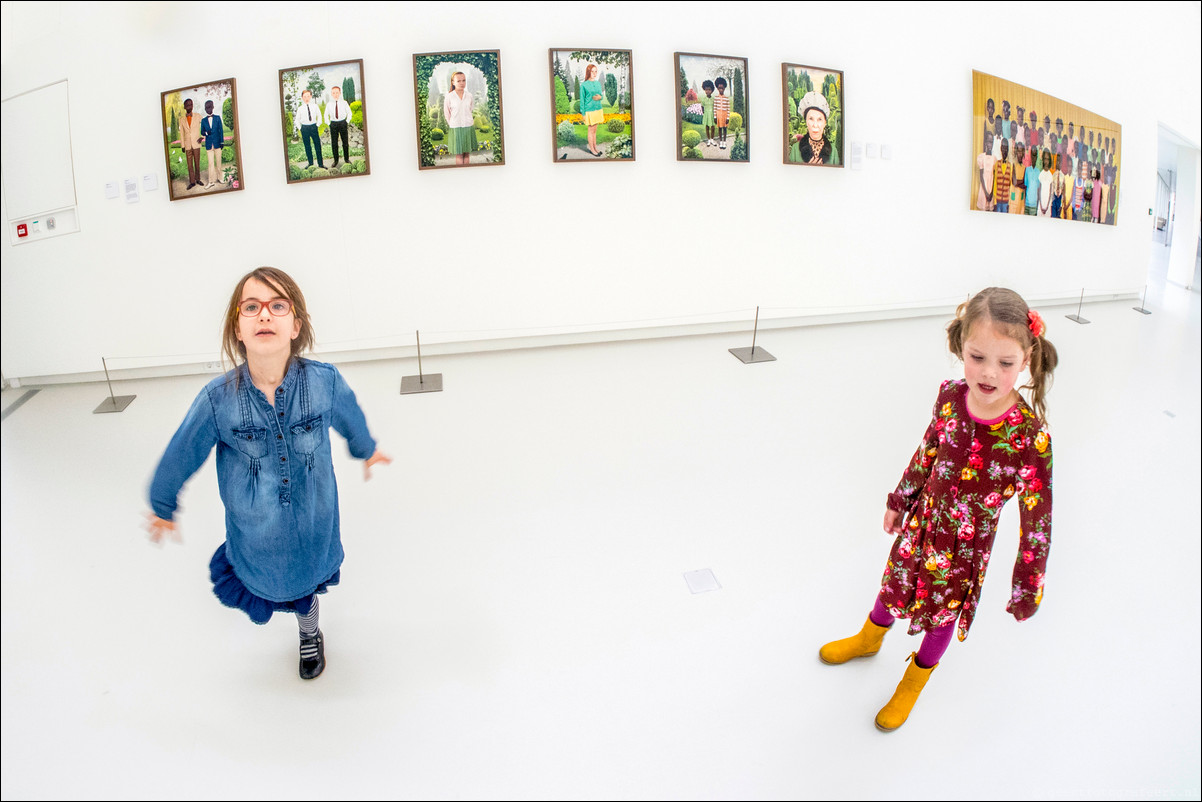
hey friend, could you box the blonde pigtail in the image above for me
[1023,334,1059,426]
[946,304,968,357]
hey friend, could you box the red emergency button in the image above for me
[17,224,28,237]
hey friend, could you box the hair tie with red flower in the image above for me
[1028,309,1045,338]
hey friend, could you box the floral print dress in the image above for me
[879,379,1052,641]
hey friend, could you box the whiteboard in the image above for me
[2,80,77,220]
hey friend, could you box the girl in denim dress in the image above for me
[147,267,390,680]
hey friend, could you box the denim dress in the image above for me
[150,359,377,622]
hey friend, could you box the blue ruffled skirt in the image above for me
[209,542,339,625]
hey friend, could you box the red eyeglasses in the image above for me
[238,298,293,317]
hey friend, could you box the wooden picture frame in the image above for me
[673,52,749,163]
[548,48,635,162]
[160,78,244,201]
[782,63,844,168]
[279,58,370,183]
[413,50,505,169]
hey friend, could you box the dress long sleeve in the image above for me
[148,388,220,521]
[330,368,376,460]
[887,382,950,514]
[1006,425,1053,620]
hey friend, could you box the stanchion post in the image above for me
[400,330,443,394]
[728,306,777,364]
[1065,288,1091,325]
[1133,284,1152,315]
[93,357,136,413]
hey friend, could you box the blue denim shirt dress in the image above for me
[149,359,377,603]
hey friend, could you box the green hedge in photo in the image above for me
[731,133,748,161]
[168,147,187,180]
[605,134,632,159]
[554,76,570,114]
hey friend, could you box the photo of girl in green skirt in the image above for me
[414,51,505,169]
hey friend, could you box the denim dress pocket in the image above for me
[290,414,324,470]
[231,426,268,477]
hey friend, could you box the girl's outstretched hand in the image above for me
[364,449,393,480]
[146,513,180,545]
[882,509,904,535]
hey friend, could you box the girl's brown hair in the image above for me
[585,64,598,80]
[221,267,314,373]
[946,287,1059,424]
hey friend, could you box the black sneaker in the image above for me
[299,630,325,680]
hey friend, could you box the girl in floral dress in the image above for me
[819,287,1057,731]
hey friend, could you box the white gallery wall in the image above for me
[2,1,1200,382]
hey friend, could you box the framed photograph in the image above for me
[971,70,1121,224]
[160,78,243,201]
[548,48,634,162]
[673,52,748,162]
[413,50,505,169]
[279,59,370,183]
[782,63,843,168]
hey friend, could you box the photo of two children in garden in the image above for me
[160,79,243,201]
[279,60,370,183]
[675,52,748,162]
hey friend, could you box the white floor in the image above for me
[3,254,1200,800]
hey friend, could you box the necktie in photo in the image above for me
[307,106,312,122]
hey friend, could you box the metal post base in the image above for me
[1133,306,1152,315]
[93,394,136,413]
[400,373,443,394]
[1064,314,1090,325]
[728,346,776,364]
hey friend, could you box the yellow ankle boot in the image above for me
[874,652,936,731]
[818,616,890,664]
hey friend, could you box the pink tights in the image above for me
[870,597,954,669]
